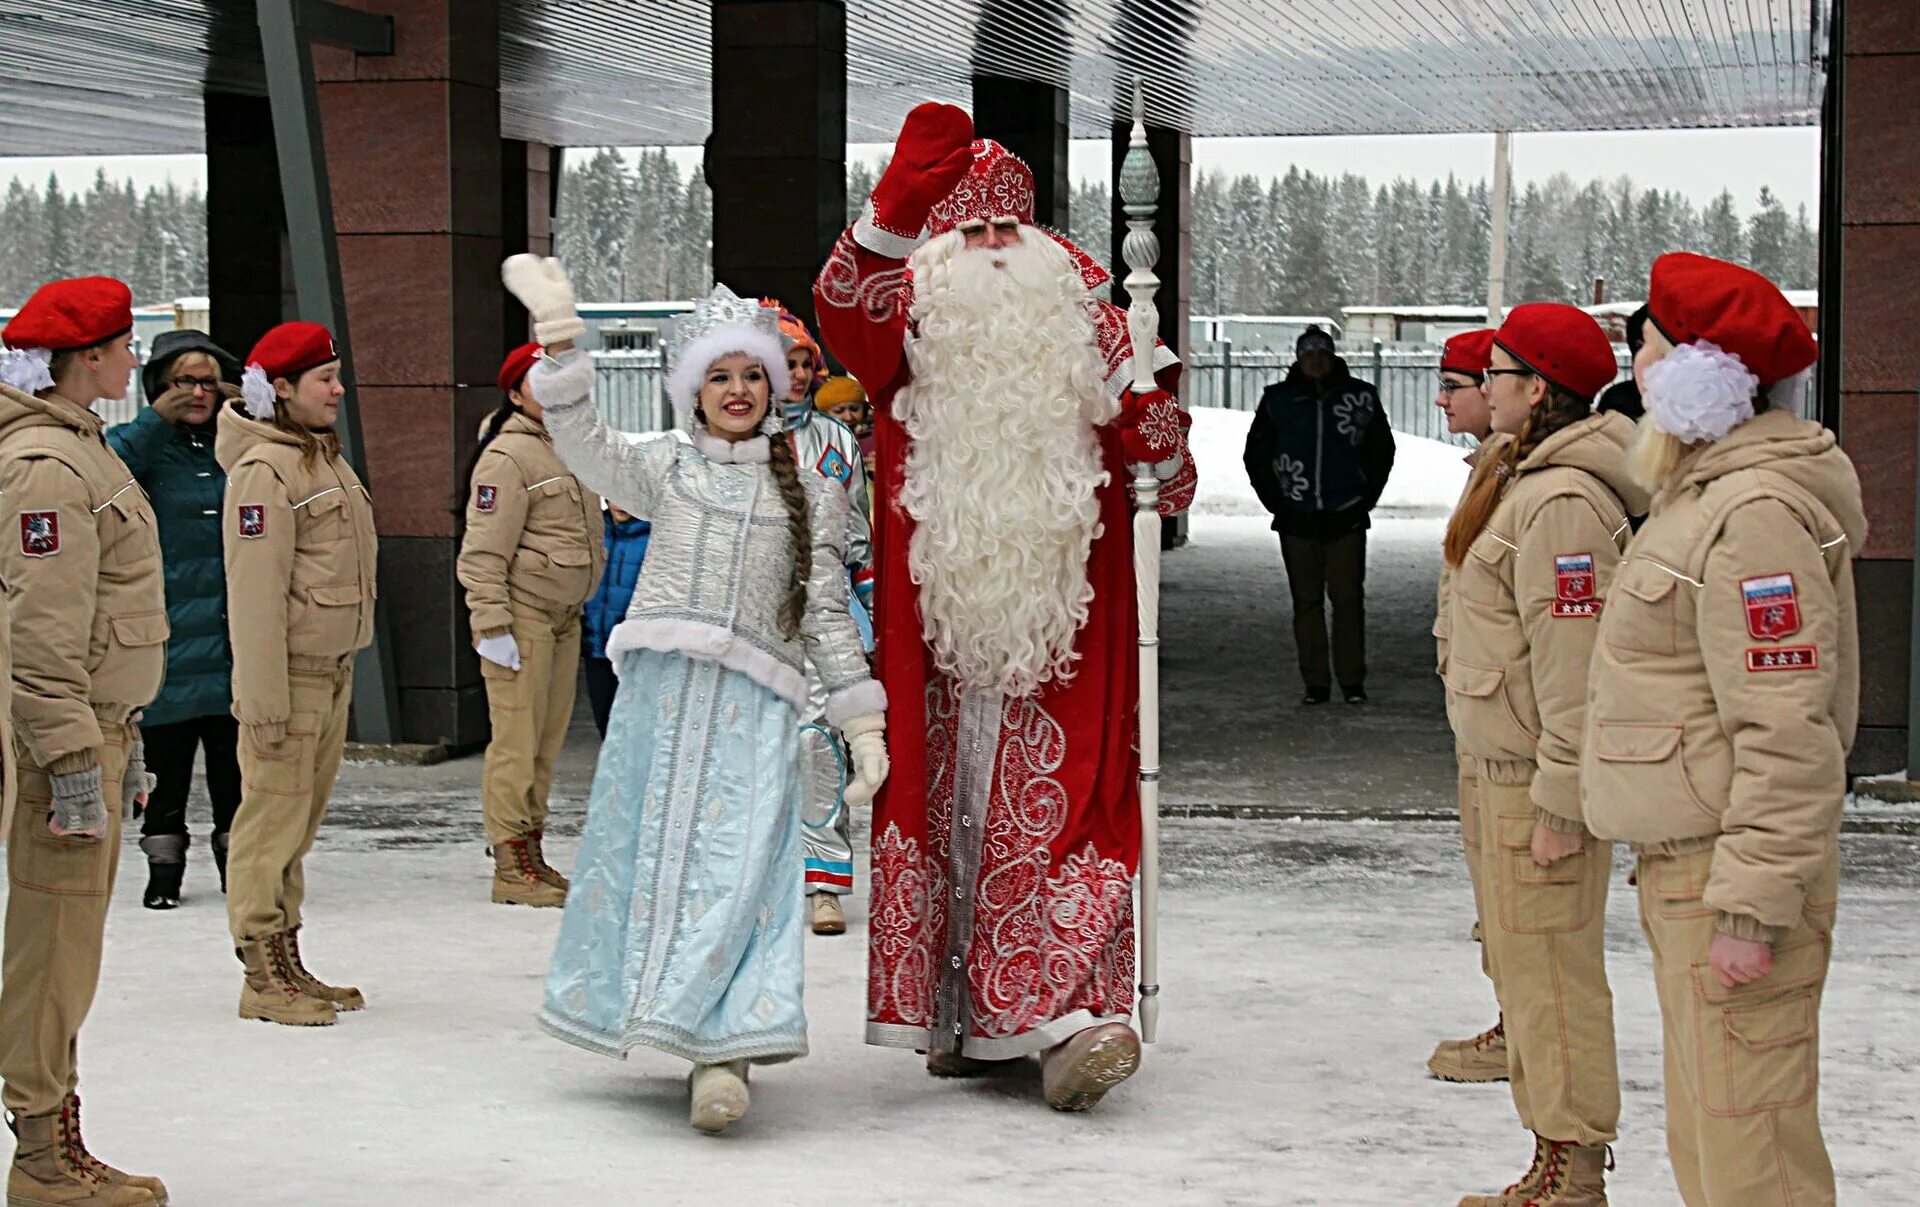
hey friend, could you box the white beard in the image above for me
[896,227,1117,699]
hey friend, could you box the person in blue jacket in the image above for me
[107,329,243,909]
[580,500,651,737]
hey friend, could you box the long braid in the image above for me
[767,431,812,638]
[1443,385,1593,566]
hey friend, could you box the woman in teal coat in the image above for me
[108,330,242,909]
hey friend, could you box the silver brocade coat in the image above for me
[528,351,884,728]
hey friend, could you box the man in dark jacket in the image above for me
[108,330,242,908]
[1243,326,1395,704]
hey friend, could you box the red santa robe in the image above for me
[814,143,1196,1059]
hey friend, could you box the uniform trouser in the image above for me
[798,660,853,897]
[139,714,242,842]
[0,718,133,1117]
[1278,529,1366,690]
[228,659,353,944]
[1455,754,1492,981]
[480,602,581,847]
[1474,775,1620,1146]
[1637,844,1837,1207]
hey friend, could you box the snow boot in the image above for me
[137,836,185,912]
[236,937,336,1027]
[1521,1142,1609,1206]
[526,827,569,893]
[492,839,566,908]
[810,893,846,935]
[1428,1017,1509,1083]
[57,1096,168,1206]
[1041,1022,1141,1112]
[4,1109,154,1206]
[1458,1134,1553,1207]
[282,927,364,1011]
[211,830,230,894]
[688,1061,750,1134]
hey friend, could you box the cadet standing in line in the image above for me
[457,341,604,908]
[220,321,377,1028]
[0,276,170,1207]
[1585,253,1857,1207]
[1445,304,1644,1207]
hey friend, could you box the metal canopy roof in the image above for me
[0,0,1830,156]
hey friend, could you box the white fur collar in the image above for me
[692,428,771,464]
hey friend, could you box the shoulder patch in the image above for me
[814,445,853,486]
[1747,645,1818,673]
[1740,573,1801,640]
[1555,553,1596,603]
[237,504,267,539]
[475,484,498,514]
[19,510,58,557]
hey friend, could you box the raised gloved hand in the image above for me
[123,734,155,818]
[49,764,106,837]
[841,713,890,807]
[501,255,586,346]
[249,721,288,748]
[475,633,523,672]
[869,103,976,238]
[1117,387,1188,466]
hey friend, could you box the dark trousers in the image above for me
[139,714,242,843]
[1278,529,1368,691]
[584,656,619,739]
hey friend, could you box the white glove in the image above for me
[476,633,522,671]
[841,713,889,807]
[501,254,586,346]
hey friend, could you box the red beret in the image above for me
[248,322,338,381]
[1494,303,1617,400]
[498,341,543,393]
[1440,329,1495,378]
[2,277,134,352]
[1648,252,1817,387]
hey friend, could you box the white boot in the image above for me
[688,1060,750,1133]
[1041,1022,1141,1112]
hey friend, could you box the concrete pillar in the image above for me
[708,0,846,335]
[311,0,507,747]
[972,74,1069,231]
[204,91,291,358]
[1835,0,1920,772]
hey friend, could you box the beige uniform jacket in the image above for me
[0,589,15,843]
[1446,412,1648,830]
[1583,410,1863,941]
[456,413,604,639]
[1435,434,1510,688]
[0,386,167,774]
[215,402,378,730]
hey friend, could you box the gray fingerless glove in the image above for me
[51,765,107,835]
[123,737,154,817]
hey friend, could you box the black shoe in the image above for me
[1342,686,1368,704]
[143,861,184,910]
[213,830,231,894]
[1300,687,1331,706]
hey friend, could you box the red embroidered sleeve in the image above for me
[814,228,913,407]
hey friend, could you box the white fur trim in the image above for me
[824,681,889,729]
[1644,340,1759,444]
[606,616,807,712]
[532,316,586,345]
[853,199,927,260]
[240,364,278,419]
[0,347,52,393]
[527,346,596,411]
[690,429,771,463]
[664,325,789,431]
[1101,342,1181,398]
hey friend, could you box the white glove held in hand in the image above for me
[501,255,586,346]
[841,713,889,807]
[476,633,523,671]
[50,765,107,836]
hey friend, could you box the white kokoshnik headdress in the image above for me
[664,283,794,436]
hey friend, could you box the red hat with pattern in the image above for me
[498,341,542,394]
[1648,252,1816,388]
[1440,329,1495,379]
[2,277,134,352]
[241,322,339,419]
[1493,303,1617,400]
[924,139,1110,292]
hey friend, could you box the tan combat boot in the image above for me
[809,893,846,935]
[283,927,365,1011]
[1041,1022,1141,1112]
[236,937,337,1027]
[1522,1142,1609,1206]
[1428,1016,1509,1083]
[5,1109,154,1206]
[688,1061,750,1134]
[58,1096,169,1206]
[492,838,566,907]
[527,827,569,893]
[1458,1135,1553,1207]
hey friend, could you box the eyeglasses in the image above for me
[168,376,220,393]
[1483,368,1536,382]
[1436,376,1482,396]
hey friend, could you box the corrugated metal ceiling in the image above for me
[0,0,1830,155]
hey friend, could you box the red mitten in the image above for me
[1118,387,1187,464]
[869,103,976,238]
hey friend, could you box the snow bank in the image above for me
[1186,405,1469,518]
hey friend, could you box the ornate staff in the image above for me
[1119,77,1164,1045]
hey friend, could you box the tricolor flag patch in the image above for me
[475,484,498,514]
[1747,645,1818,673]
[237,504,266,539]
[19,510,58,557]
[1552,553,1599,617]
[1740,573,1801,640]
